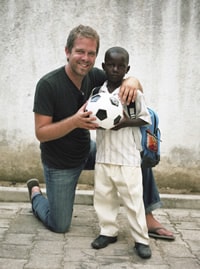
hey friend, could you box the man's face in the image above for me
[65,37,97,77]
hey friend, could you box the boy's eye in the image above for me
[106,63,125,69]
[106,63,114,67]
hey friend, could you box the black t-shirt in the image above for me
[33,66,106,168]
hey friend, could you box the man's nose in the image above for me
[81,53,89,61]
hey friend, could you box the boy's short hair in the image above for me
[105,46,129,64]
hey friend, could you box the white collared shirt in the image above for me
[95,82,151,166]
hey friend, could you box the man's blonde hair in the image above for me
[66,24,100,55]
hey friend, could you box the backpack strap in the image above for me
[127,102,136,119]
[92,86,101,95]
[150,108,157,134]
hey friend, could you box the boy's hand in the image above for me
[111,113,130,130]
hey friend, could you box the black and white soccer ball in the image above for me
[86,92,123,129]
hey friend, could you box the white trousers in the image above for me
[94,163,149,245]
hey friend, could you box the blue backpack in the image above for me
[140,108,161,168]
[126,102,161,168]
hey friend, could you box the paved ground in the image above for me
[0,200,200,269]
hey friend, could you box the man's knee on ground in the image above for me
[51,224,70,233]
[49,221,71,233]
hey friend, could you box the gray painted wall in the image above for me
[0,0,199,190]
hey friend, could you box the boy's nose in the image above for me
[113,65,118,71]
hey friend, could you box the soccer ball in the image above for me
[86,92,123,129]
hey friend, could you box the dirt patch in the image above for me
[0,181,199,195]
[0,181,94,191]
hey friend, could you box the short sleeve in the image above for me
[33,78,56,116]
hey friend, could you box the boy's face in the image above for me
[102,52,130,84]
[65,36,97,77]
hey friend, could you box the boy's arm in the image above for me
[112,90,151,130]
[111,113,148,130]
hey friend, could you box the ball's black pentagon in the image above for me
[113,115,122,125]
[96,109,107,121]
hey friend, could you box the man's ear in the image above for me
[126,66,130,74]
[102,62,105,70]
[65,47,68,54]
[65,47,70,61]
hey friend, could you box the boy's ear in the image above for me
[126,66,130,73]
[102,62,105,70]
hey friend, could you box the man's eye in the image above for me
[89,52,96,57]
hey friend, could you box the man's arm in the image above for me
[34,104,98,142]
[119,77,143,105]
[91,68,143,105]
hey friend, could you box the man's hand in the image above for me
[119,77,143,105]
[73,103,99,130]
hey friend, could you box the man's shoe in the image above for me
[27,178,40,201]
[91,235,117,249]
[135,243,152,259]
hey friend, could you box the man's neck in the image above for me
[65,64,83,89]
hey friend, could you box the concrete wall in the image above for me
[0,0,199,191]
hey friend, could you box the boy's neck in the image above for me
[107,81,122,93]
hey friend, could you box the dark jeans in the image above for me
[31,141,97,233]
[85,140,163,214]
[32,162,85,233]
[141,167,163,214]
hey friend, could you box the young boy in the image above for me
[90,47,152,259]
